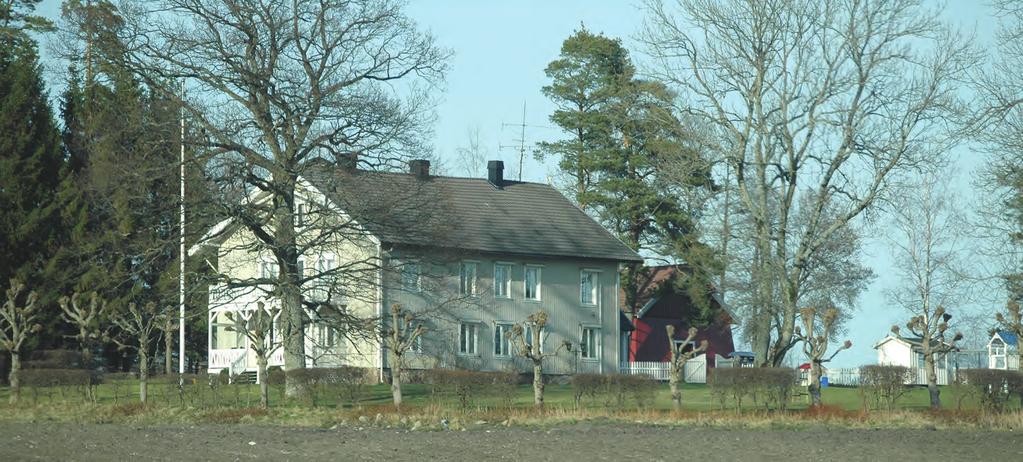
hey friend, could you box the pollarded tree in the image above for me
[796,306,851,407]
[891,308,962,409]
[383,303,425,410]
[111,0,450,397]
[109,301,166,404]
[224,301,281,409]
[665,325,706,410]
[641,0,976,367]
[58,292,109,368]
[0,280,41,404]
[507,311,570,407]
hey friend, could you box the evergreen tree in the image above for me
[538,29,716,316]
[0,42,63,300]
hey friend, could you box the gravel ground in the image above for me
[0,422,1020,461]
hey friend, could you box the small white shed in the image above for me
[987,331,1019,370]
[873,335,953,385]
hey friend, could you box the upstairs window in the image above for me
[524,266,541,301]
[580,270,599,305]
[494,263,512,298]
[402,261,421,292]
[459,262,478,296]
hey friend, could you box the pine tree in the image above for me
[538,29,716,316]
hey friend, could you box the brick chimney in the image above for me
[488,160,504,189]
[409,159,430,179]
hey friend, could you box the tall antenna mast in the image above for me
[500,101,547,181]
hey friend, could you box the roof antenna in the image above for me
[500,101,546,181]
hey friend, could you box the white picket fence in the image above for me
[620,354,720,383]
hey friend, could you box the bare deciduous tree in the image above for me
[456,126,489,178]
[112,0,450,397]
[641,0,975,366]
[109,301,165,404]
[665,325,706,410]
[0,280,41,404]
[796,306,851,407]
[224,301,281,409]
[888,175,969,409]
[383,303,424,410]
[507,311,569,407]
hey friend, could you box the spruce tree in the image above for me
[0,42,63,298]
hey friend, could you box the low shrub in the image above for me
[571,373,659,410]
[285,367,372,408]
[423,369,519,410]
[19,368,94,404]
[960,369,1023,413]
[859,365,911,411]
[709,368,797,411]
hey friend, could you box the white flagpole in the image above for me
[179,80,187,382]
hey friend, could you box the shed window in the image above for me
[402,261,421,292]
[494,323,513,357]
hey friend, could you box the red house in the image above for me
[624,266,736,367]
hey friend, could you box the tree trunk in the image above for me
[808,362,822,407]
[8,352,20,404]
[273,177,307,399]
[924,352,940,409]
[165,324,174,375]
[139,350,149,404]
[532,362,544,407]
[257,355,269,409]
[669,362,682,410]
[391,364,403,410]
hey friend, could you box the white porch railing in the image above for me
[209,349,246,370]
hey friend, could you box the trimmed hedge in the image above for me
[285,367,374,407]
[709,368,797,411]
[571,373,658,410]
[23,350,85,370]
[960,369,1023,413]
[859,365,911,411]
[423,369,520,410]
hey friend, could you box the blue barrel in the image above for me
[820,376,829,388]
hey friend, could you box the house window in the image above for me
[459,262,478,296]
[459,322,478,355]
[297,259,305,278]
[524,266,541,301]
[408,334,423,353]
[296,203,306,226]
[402,261,421,292]
[494,263,512,298]
[260,260,279,279]
[494,323,513,357]
[580,270,599,305]
[525,325,544,353]
[581,327,599,360]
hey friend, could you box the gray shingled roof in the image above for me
[302,163,642,262]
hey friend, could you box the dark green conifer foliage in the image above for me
[538,29,717,320]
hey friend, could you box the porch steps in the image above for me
[232,371,258,384]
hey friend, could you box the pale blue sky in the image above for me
[31,0,1000,367]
